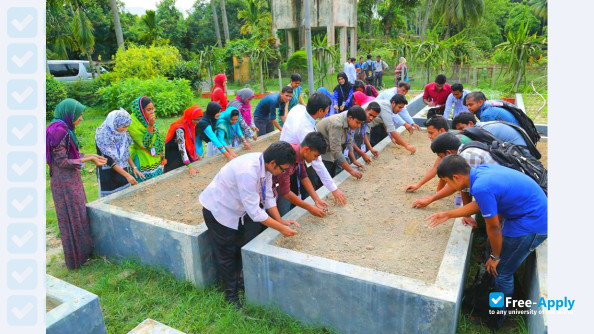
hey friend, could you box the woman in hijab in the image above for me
[211,73,228,110]
[127,96,165,182]
[228,88,258,141]
[164,105,203,175]
[46,98,107,269]
[216,106,251,150]
[95,109,142,197]
[332,72,354,113]
[316,87,337,117]
[353,91,376,107]
[353,80,378,97]
[195,102,237,161]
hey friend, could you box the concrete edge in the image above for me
[45,274,104,328]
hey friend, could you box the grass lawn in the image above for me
[46,83,531,333]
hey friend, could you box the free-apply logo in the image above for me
[489,292,576,314]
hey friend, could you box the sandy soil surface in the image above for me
[277,133,456,283]
[537,141,548,168]
[46,296,61,312]
[109,133,280,225]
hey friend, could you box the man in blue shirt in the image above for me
[465,91,521,126]
[428,155,547,328]
[443,83,469,120]
[253,86,293,136]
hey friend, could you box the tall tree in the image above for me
[529,0,547,19]
[109,0,124,51]
[211,0,223,47]
[237,0,271,39]
[220,0,230,43]
[156,0,186,50]
[421,0,433,40]
[140,10,161,45]
[432,0,485,28]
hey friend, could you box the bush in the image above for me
[167,59,204,92]
[62,79,108,108]
[112,44,181,80]
[98,77,193,117]
[46,74,67,118]
[287,50,308,72]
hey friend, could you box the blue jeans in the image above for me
[495,233,547,303]
[254,117,274,136]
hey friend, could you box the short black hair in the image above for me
[359,56,363,60]
[281,86,294,94]
[451,83,464,92]
[366,101,381,113]
[466,91,486,103]
[306,92,332,116]
[290,73,302,82]
[301,132,327,155]
[430,132,462,154]
[452,112,477,128]
[397,81,411,90]
[347,105,367,122]
[366,54,372,59]
[376,55,381,58]
[230,109,239,117]
[353,80,366,91]
[350,57,356,62]
[390,93,408,106]
[435,74,447,85]
[424,115,449,131]
[436,154,471,179]
[263,141,296,165]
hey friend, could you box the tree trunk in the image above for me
[514,49,526,93]
[86,53,96,79]
[211,0,222,48]
[421,0,433,40]
[109,0,125,51]
[259,59,265,94]
[219,0,230,43]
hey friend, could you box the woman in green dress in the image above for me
[127,96,165,182]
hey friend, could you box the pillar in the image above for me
[287,30,295,58]
[327,25,335,47]
[339,27,347,65]
[349,27,357,58]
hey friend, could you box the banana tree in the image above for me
[312,35,339,88]
[248,39,280,94]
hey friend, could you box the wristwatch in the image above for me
[490,253,500,261]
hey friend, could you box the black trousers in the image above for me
[323,160,339,178]
[203,207,266,303]
[369,124,388,147]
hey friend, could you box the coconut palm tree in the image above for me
[210,0,223,48]
[109,0,125,51]
[529,0,547,19]
[432,0,485,28]
[219,0,230,43]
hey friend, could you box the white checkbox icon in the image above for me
[11,231,34,247]
[11,15,33,31]
[12,159,33,176]
[11,87,34,104]
[11,267,34,284]
[11,51,34,68]
[12,123,34,140]
[11,195,33,212]
[11,303,33,320]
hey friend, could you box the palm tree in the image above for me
[421,0,433,40]
[109,0,125,51]
[529,0,547,19]
[140,10,161,45]
[432,0,485,29]
[238,0,271,38]
[219,0,230,43]
[210,0,223,47]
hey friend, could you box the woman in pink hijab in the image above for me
[353,91,375,107]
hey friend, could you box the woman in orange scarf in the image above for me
[211,73,228,110]
[164,105,203,175]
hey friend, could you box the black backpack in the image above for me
[477,121,542,160]
[363,60,375,82]
[460,141,548,195]
[485,100,541,144]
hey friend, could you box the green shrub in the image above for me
[287,50,309,72]
[98,77,193,117]
[112,44,182,80]
[62,79,108,108]
[46,74,67,118]
[167,59,203,92]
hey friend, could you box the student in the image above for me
[355,56,365,81]
[316,87,338,117]
[211,73,229,110]
[390,82,420,134]
[253,86,293,136]
[164,105,203,175]
[216,107,251,150]
[394,57,408,87]
[362,54,375,84]
[465,91,521,126]
[228,88,258,141]
[316,106,367,179]
[373,55,389,89]
[195,102,237,160]
[95,109,141,197]
[343,57,357,84]
[275,132,331,217]
[351,102,381,161]
[353,91,375,107]
[423,74,452,115]
[353,80,378,97]
[280,92,347,205]
[332,72,354,113]
[199,141,300,309]
[128,96,165,182]
[280,74,306,126]
[364,94,416,153]
[452,112,530,147]
[443,83,469,120]
[428,155,547,329]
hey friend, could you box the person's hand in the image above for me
[349,169,363,179]
[354,161,365,170]
[280,225,298,237]
[413,195,433,208]
[160,158,167,166]
[332,189,347,206]
[253,126,259,132]
[243,142,251,150]
[307,205,326,217]
[314,199,329,209]
[282,219,300,228]
[125,174,139,185]
[148,114,156,126]
[405,125,414,135]
[334,105,339,110]
[427,101,436,107]
[370,148,379,158]
[427,212,450,227]
[404,184,420,192]
[132,168,145,180]
[188,165,198,176]
[406,145,416,155]
[91,156,107,167]
[362,154,372,164]
[461,216,478,228]
[412,123,421,131]
[486,258,500,277]
[339,105,345,111]
[391,136,399,145]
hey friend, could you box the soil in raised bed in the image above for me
[109,133,280,225]
[46,296,61,312]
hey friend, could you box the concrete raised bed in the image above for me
[128,318,185,334]
[524,241,548,334]
[46,275,107,334]
[87,132,281,287]
[242,128,474,333]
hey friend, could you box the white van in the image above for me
[47,60,108,81]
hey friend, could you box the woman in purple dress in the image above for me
[46,98,107,269]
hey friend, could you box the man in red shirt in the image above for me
[275,132,331,217]
[423,74,452,115]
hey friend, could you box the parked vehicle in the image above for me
[47,60,108,81]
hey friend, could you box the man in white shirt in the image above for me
[199,141,299,309]
[443,83,470,120]
[364,94,416,154]
[343,57,357,84]
[281,92,347,205]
